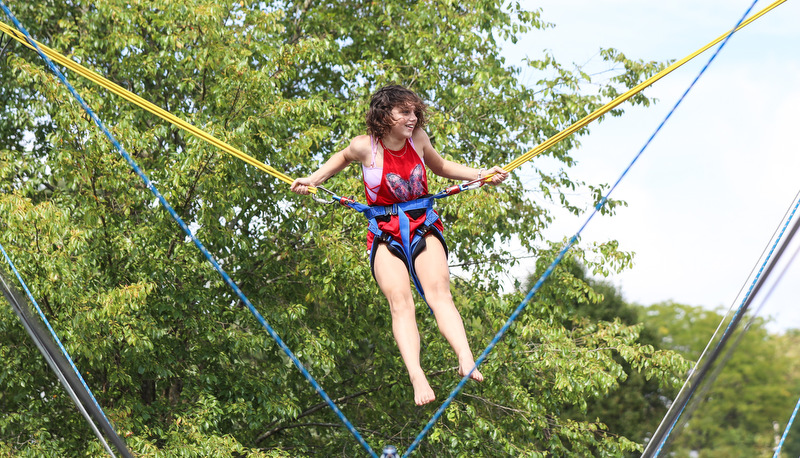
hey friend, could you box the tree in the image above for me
[0,0,681,455]
[640,302,800,457]
[522,259,689,457]
[772,330,800,458]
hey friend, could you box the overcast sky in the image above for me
[499,0,800,331]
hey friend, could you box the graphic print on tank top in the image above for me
[385,163,426,202]
[362,137,443,252]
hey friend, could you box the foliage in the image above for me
[0,0,675,455]
[640,302,800,457]
[772,330,800,458]
[524,262,689,456]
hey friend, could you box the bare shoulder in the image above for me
[412,128,436,158]
[347,135,373,164]
[412,128,432,146]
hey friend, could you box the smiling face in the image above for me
[365,85,428,140]
[389,104,418,139]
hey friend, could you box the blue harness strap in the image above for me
[343,196,445,306]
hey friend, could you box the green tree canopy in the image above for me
[523,261,687,456]
[641,302,800,457]
[0,0,684,455]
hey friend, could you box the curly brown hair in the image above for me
[365,85,428,139]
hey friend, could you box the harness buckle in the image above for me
[377,231,393,244]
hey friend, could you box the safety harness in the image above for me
[329,195,441,306]
[364,197,445,304]
[318,179,483,306]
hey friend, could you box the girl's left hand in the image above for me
[483,166,509,186]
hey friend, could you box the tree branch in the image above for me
[224,83,243,130]
[255,367,457,444]
[167,151,214,259]
[257,422,414,443]
[0,34,13,59]
[289,0,314,44]
[255,386,383,444]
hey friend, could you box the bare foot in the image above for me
[410,373,435,406]
[458,360,484,382]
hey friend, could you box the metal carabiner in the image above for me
[381,445,399,458]
[311,185,337,204]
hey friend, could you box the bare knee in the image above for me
[423,280,453,306]
[387,291,416,317]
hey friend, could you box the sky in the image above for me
[498,0,800,331]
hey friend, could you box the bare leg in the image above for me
[414,234,484,383]
[373,243,435,406]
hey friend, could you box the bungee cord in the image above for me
[0,0,786,196]
[489,0,787,179]
[0,0,792,455]
[654,185,800,457]
[743,212,800,458]
[403,0,767,454]
[775,394,800,458]
[0,3,378,457]
[644,189,800,456]
[678,202,800,458]
[0,243,132,458]
[0,20,295,187]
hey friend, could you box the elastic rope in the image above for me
[645,191,800,457]
[487,0,786,180]
[664,197,800,458]
[688,188,800,391]
[634,0,800,449]
[0,4,375,456]
[659,192,800,457]
[403,0,759,454]
[0,20,300,190]
[1,1,786,194]
[719,191,800,342]
[0,242,126,457]
[690,202,800,458]
[774,395,800,458]
[744,222,800,458]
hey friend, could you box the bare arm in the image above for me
[414,130,509,185]
[290,136,371,195]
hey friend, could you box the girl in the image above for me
[291,85,508,405]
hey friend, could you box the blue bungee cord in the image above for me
[729,206,800,458]
[403,0,761,455]
[0,241,127,457]
[774,395,800,458]
[2,0,778,455]
[0,2,377,456]
[645,190,800,457]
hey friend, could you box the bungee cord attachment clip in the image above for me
[437,177,486,198]
[311,185,339,204]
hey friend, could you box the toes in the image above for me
[411,376,436,406]
[414,389,435,406]
[415,393,435,406]
[459,365,485,383]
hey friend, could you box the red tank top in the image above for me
[363,137,444,249]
